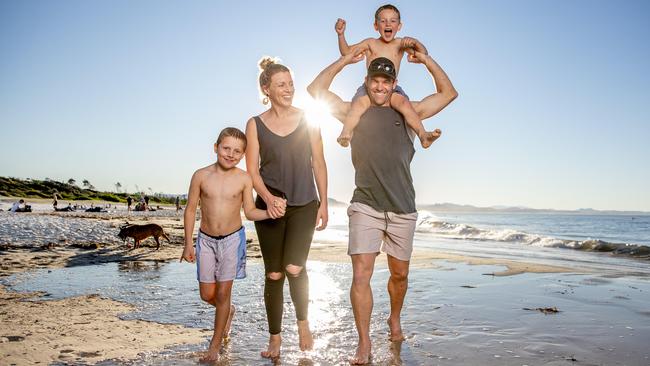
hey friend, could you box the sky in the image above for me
[1,0,649,211]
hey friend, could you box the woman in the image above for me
[245,57,328,359]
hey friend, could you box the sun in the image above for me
[293,91,334,128]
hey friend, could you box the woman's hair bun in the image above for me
[259,57,276,71]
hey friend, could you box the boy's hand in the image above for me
[335,18,346,35]
[180,245,195,263]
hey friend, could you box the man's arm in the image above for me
[181,171,201,262]
[307,48,365,122]
[409,51,458,120]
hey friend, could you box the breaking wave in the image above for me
[416,217,650,259]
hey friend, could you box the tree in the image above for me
[115,182,122,193]
[82,179,91,189]
[67,178,76,186]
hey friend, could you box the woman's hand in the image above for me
[315,203,328,231]
[265,195,287,219]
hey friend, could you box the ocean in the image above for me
[311,207,650,275]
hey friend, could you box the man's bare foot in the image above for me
[389,339,404,365]
[297,319,314,351]
[337,130,353,147]
[349,342,371,365]
[261,333,281,360]
[223,304,236,343]
[419,129,442,149]
[199,346,221,363]
[387,318,405,341]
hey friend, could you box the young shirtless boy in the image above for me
[335,4,439,148]
[180,127,285,362]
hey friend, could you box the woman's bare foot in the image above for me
[297,319,313,351]
[261,333,281,360]
[223,304,236,343]
[418,129,442,149]
[350,342,371,365]
[387,318,405,341]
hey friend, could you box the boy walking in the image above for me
[180,127,283,362]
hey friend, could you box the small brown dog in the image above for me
[118,223,170,250]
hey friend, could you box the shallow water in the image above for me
[5,259,650,365]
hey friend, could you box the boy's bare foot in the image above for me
[349,342,371,365]
[261,333,281,360]
[387,318,405,341]
[223,304,236,343]
[297,319,314,351]
[419,129,442,149]
[337,130,353,147]
[199,346,221,363]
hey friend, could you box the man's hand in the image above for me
[315,204,329,231]
[335,18,346,35]
[407,50,429,64]
[180,245,195,263]
[401,36,417,50]
[402,36,428,56]
[342,45,366,65]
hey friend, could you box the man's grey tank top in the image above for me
[350,106,416,214]
[254,115,318,206]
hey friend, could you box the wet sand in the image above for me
[0,285,207,365]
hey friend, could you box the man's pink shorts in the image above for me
[347,202,417,261]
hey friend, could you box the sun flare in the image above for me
[294,91,334,128]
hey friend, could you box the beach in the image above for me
[1,199,649,365]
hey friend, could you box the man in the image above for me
[308,48,457,364]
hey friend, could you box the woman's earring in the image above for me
[262,96,269,105]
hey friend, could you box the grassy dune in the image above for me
[0,177,180,205]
